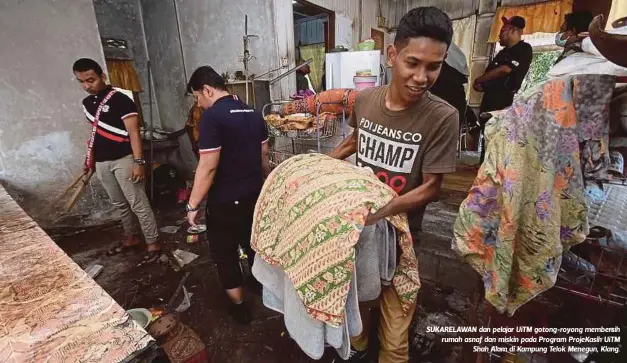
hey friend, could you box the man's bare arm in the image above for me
[328,128,358,160]
[123,115,144,159]
[188,152,220,208]
[474,65,512,86]
[261,142,271,178]
[365,173,443,225]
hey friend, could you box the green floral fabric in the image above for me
[520,51,561,94]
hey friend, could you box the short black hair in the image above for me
[72,58,103,76]
[564,11,593,33]
[186,65,227,93]
[394,7,453,49]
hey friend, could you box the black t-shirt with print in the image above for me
[481,41,533,112]
[82,86,137,162]
[198,95,269,204]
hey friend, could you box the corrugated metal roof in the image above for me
[383,0,478,27]
[308,0,360,18]
[385,0,554,27]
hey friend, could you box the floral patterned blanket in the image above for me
[454,74,616,316]
[251,154,419,326]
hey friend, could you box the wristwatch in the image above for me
[185,203,200,212]
[133,158,146,165]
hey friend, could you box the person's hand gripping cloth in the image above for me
[251,153,419,326]
[453,74,616,316]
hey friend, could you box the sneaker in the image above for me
[228,301,252,324]
[332,346,368,362]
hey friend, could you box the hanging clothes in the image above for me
[488,0,574,43]
[299,44,326,92]
[185,102,203,156]
[105,59,142,92]
[451,15,475,78]
[453,74,616,316]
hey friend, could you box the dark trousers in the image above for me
[205,195,258,290]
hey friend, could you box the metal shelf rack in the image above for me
[262,100,347,169]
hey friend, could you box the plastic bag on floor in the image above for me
[172,249,199,267]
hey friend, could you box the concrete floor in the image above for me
[51,177,611,363]
[51,187,480,363]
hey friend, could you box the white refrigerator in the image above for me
[325,50,383,90]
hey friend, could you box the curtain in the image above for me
[488,0,574,43]
[105,59,142,92]
[452,15,476,99]
[452,14,476,72]
[299,43,326,92]
[607,0,627,30]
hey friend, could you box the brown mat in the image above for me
[0,185,154,362]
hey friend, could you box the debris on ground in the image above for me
[187,235,200,244]
[174,286,193,313]
[172,249,199,267]
[149,307,165,322]
[84,264,104,279]
[446,290,472,313]
[187,224,207,234]
[414,311,463,339]
[168,258,181,272]
[57,197,471,362]
[410,287,470,362]
[158,254,169,264]
[149,313,207,363]
[127,308,152,328]
[168,272,192,309]
[160,225,181,234]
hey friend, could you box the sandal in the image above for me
[106,242,138,256]
[142,250,161,264]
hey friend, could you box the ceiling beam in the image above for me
[293,12,329,24]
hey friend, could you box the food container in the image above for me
[357,39,375,51]
[353,75,378,90]
[127,308,152,328]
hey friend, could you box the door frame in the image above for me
[293,0,335,52]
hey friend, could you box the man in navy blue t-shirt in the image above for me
[185,66,270,324]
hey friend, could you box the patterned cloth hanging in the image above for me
[454,74,616,316]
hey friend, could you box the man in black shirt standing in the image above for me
[185,66,270,324]
[73,58,161,261]
[474,16,532,163]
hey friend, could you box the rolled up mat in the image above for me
[280,88,359,116]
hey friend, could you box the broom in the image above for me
[52,169,94,212]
